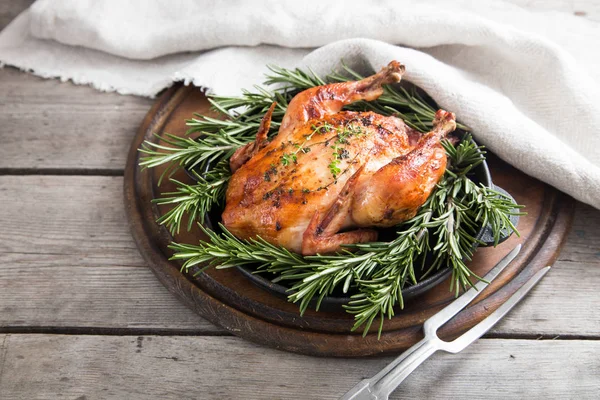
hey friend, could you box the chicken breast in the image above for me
[222,61,456,255]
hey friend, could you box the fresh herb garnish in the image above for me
[138,63,522,337]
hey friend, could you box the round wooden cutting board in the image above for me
[124,84,575,357]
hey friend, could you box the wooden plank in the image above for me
[0,265,222,333]
[0,175,143,264]
[0,68,153,172]
[490,202,600,337]
[0,175,220,332]
[0,334,597,399]
[0,175,598,336]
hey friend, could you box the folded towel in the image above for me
[1,0,599,209]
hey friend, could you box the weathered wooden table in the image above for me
[1,1,599,398]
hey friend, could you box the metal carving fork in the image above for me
[341,244,551,400]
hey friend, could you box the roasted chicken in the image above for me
[222,61,457,255]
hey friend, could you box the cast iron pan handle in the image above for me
[477,184,520,247]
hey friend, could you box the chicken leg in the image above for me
[279,61,406,135]
[352,110,457,227]
[229,102,277,172]
[301,166,377,255]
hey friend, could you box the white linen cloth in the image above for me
[1,0,599,209]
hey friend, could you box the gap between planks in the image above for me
[0,168,124,176]
[1,327,599,342]
[0,327,231,337]
[0,335,7,390]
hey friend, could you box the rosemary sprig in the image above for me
[153,160,230,232]
[263,65,326,89]
[344,211,431,337]
[138,132,239,185]
[138,63,523,338]
[166,137,523,337]
[169,223,308,271]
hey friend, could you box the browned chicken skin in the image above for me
[222,61,457,255]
